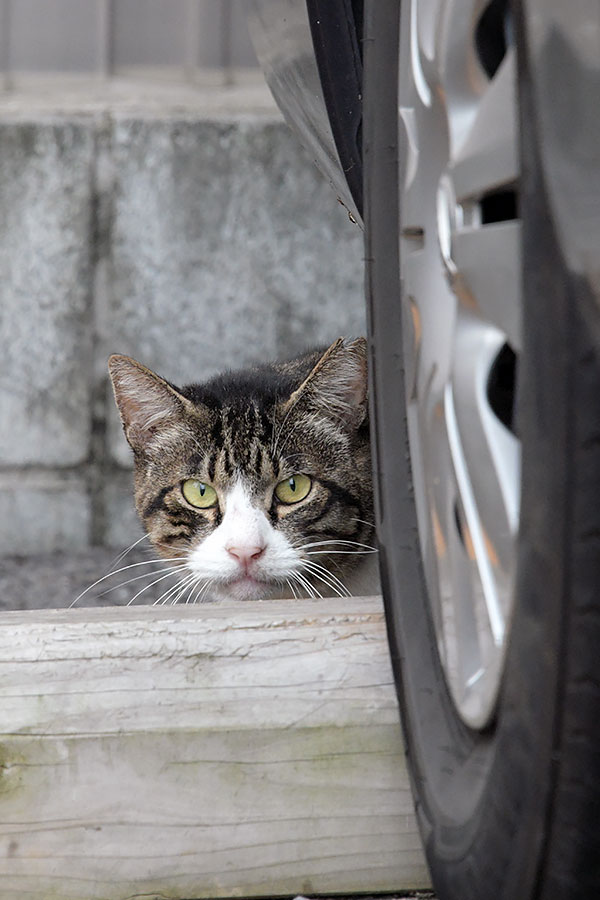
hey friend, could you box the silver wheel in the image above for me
[398,0,520,728]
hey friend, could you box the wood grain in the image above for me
[0,597,430,898]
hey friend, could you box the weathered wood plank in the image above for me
[0,598,430,899]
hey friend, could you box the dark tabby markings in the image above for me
[222,446,233,477]
[207,450,217,483]
[210,417,223,444]
[260,408,274,442]
[143,486,173,519]
[254,445,263,474]
[161,532,189,545]
[319,478,362,513]
[167,516,195,528]
[299,505,338,531]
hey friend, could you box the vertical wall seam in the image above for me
[88,111,115,546]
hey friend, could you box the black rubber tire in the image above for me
[363,2,600,898]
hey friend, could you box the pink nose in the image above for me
[226,545,265,568]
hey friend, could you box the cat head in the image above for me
[108,338,374,601]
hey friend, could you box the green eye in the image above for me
[274,474,312,505]
[182,479,218,509]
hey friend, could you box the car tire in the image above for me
[363,1,600,898]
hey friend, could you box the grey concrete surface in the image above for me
[106,114,366,469]
[103,469,142,549]
[0,119,94,467]
[0,80,365,556]
[0,546,142,611]
[0,471,91,556]
[3,0,256,74]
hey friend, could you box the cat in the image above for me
[108,337,379,603]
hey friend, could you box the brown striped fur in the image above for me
[108,338,376,600]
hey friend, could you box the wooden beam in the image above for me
[0,598,430,899]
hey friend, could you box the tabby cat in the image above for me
[108,337,378,602]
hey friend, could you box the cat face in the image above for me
[108,338,374,602]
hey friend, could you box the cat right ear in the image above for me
[108,355,188,454]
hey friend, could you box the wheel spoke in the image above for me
[444,381,506,646]
[452,220,522,349]
[436,0,489,154]
[419,383,508,725]
[449,50,517,199]
[451,319,520,560]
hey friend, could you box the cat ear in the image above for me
[284,337,368,429]
[108,355,190,453]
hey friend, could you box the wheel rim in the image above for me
[398,0,521,728]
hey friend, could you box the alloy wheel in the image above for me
[398,0,521,728]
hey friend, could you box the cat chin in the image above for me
[213,577,281,602]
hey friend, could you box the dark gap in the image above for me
[475,0,511,79]
[351,0,364,62]
[453,500,465,547]
[480,188,518,224]
[487,343,518,432]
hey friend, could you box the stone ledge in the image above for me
[0,73,279,120]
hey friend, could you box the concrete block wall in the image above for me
[0,91,365,555]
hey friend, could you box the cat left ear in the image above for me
[108,355,190,454]
[285,337,368,429]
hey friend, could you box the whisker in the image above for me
[286,577,300,600]
[294,570,323,600]
[302,558,350,592]
[158,584,186,608]
[300,560,351,598]
[288,572,310,599]
[127,568,187,607]
[179,574,208,606]
[189,577,213,605]
[298,539,377,552]
[172,574,200,606]
[106,532,152,572]
[175,585,190,606]
[198,579,216,604]
[304,549,377,556]
[180,576,201,606]
[70,557,189,608]
[198,578,218,603]
[286,573,301,597]
[304,570,346,599]
[153,572,196,607]
[350,517,376,529]
[192,578,212,604]
[94,564,187,601]
[186,578,206,605]
[185,578,202,604]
